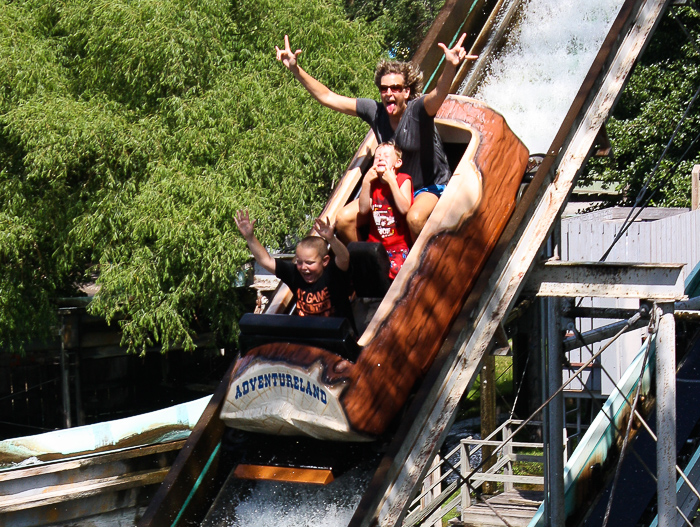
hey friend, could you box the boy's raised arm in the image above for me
[384,169,412,215]
[235,209,276,274]
[276,35,358,116]
[314,217,350,272]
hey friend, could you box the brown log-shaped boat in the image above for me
[220,95,529,440]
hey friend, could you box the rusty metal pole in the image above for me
[547,295,565,526]
[544,220,565,526]
[540,298,550,524]
[655,302,676,527]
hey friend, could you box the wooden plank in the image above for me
[510,454,543,463]
[458,512,537,527]
[0,467,170,512]
[457,492,543,527]
[462,440,543,448]
[1,492,149,527]
[0,440,184,483]
[232,464,334,485]
[525,262,685,300]
[469,473,543,484]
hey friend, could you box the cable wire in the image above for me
[600,82,700,262]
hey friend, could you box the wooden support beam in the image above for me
[481,355,497,495]
[656,302,677,527]
[524,261,685,301]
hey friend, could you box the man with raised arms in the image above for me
[276,34,475,244]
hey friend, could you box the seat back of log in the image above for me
[347,242,393,299]
[239,313,360,361]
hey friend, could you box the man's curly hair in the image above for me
[374,60,423,100]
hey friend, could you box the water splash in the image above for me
[466,0,624,153]
[205,465,373,527]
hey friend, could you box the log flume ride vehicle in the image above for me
[219,95,529,441]
[138,94,529,527]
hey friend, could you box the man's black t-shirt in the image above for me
[275,259,354,323]
[356,97,451,190]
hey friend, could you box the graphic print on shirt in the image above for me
[372,196,396,239]
[296,286,332,317]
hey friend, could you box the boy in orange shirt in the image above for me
[235,211,353,322]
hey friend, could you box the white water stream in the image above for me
[466,0,625,153]
[202,465,373,527]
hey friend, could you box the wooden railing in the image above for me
[404,419,545,526]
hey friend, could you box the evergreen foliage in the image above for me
[581,6,700,208]
[344,0,445,59]
[0,0,383,353]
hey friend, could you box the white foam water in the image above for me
[207,465,372,527]
[466,0,625,153]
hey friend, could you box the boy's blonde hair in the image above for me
[296,236,329,258]
[376,141,403,161]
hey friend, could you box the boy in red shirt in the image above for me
[358,142,413,279]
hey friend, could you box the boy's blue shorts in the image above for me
[414,184,446,198]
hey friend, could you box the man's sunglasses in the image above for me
[379,84,407,94]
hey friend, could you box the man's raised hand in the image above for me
[275,34,302,71]
[438,33,477,67]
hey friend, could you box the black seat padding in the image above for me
[238,313,360,361]
[347,242,392,298]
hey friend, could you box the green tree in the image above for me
[0,0,383,353]
[581,6,700,208]
[344,0,445,60]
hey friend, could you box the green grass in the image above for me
[512,448,544,491]
[458,356,514,420]
[439,488,462,526]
